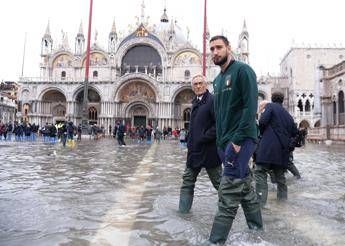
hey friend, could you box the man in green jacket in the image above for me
[204,35,263,245]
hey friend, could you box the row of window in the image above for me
[60,70,192,80]
[61,71,98,80]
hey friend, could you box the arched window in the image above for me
[333,101,337,125]
[339,91,344,113]
[88,107,97,120]
[339,91,345,125]
[305,100,311,112]
[184,70,191,80]
[183,108,191,122]
[297,99,303,112]
[61,71,66,80]
[93,70,98,78]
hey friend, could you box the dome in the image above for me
[154,19,188,48]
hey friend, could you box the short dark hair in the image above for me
[271,91,284,104]
[210,35,229,46]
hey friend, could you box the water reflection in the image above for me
[1,140,345,245]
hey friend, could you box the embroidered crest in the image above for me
[225,74,232,87]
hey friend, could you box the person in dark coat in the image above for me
[178,74,222,214]
[116,121,126,146]
[254,92,298,207]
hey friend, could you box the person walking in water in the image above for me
[178,74,222,214]
[203,35,263,245]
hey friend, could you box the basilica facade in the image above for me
[18,7,249,131]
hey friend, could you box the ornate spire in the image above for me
[78,21,84,35]
[110,18,117,34]
[77,21,84,37]
[43,21,51,38]
[241,19,248,36]
[160,8,169,23]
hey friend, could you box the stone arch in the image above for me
[314,120,321,127]
[299,120,310,129]
[115,37,167,68]
[120,44,162,76]
[171,85,193,103]
[73,85,103,102]
[114,76,158,103]
[40,88,67,121]
[172,48,202,67]
[123,101,155,127]
[124,101,154,118]
[39,87,67,101]
[117,81,156,104]
[81,50,108,67]
[73,86,102,124]
[172,87,194,127]
[50,52,74,68]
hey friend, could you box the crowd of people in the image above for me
[109,121,189,146]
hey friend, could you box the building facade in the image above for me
[18,7,249,131]
[265,47,345,128]
[0,81,18,123]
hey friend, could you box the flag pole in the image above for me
[202,0,207,76]
[21,32,27,77]
[82,0,93,128]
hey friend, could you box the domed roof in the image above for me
[155,19,187,46]
[153,8,188,48]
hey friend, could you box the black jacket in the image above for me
[256,102,297,167]
[186,90,221,169]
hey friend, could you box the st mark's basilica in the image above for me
[18,4,250,131]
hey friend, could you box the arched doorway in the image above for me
[174,88,194,129]
[118,80,156,127]
[75,88,101,125]
[41,89,67,123]
[299,120,310,129]
[128,104,149,127]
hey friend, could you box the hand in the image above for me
[232,142,241,153]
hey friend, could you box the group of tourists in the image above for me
[0,120,82,146]
[178,35,307,245]
[110,121,190,146]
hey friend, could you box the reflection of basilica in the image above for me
[19,3,249,131]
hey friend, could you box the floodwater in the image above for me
[0,139,345,246]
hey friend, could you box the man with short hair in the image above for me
[255,91,298,207]
[178,74,222,214]
[204,35,263,245]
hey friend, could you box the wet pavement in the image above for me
[0,139,345,246]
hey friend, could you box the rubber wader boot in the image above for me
[209,221,233,245]
[244,210,263,229]
[178,192,193,213]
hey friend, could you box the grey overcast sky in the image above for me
[0,0,344,81]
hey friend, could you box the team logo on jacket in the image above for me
[225,74,232,87]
